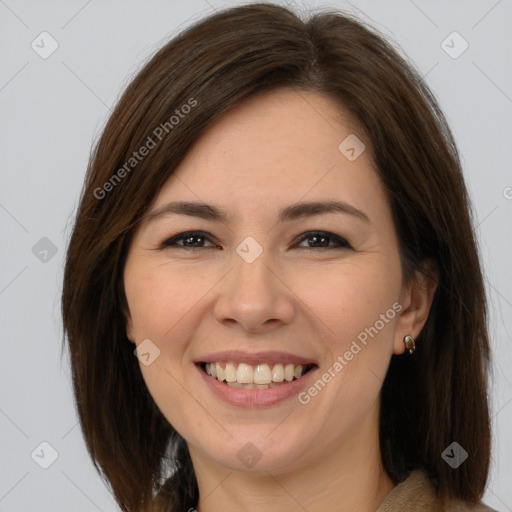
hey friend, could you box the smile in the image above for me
[201,361,314,389]
[194,351,318,407]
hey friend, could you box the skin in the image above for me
[123,87,438,512]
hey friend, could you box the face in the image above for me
[123,88,426,476]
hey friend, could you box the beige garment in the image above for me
[376,470,498,512]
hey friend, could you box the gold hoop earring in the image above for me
[403,335,416,355]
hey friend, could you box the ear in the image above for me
[393,259,438,355]
[125,308,136,344]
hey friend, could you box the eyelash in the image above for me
[160,230,353,251]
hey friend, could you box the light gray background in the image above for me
[1,1,511,511]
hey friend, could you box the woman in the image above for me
[62,3,498,511]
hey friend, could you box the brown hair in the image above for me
[61,3,491,511]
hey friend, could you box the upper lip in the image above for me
[194,350,317,366]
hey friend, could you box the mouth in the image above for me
[194,351,319,407]
[194,350,319,407]
[198,361,316,389]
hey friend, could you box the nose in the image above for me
[212,247,295,334]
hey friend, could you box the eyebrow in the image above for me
[143,200,370,225]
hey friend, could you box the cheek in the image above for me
[294,258,401,345]
[124,261,209,343]
[291,257,402,412]
[124,262,207,435]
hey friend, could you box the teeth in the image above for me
[271,364,284,382]
[236,363,253,384]
[284,363,295,381]
[215,362,225,382]
[253,364,271,384]
[204,362,311,385]
[225,362,237,382]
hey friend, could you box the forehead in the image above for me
[150,88,384,223]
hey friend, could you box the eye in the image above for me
[161,231,218,249]
[160,230,353,251]
[294,231,353,250]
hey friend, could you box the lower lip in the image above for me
[196,364,317,408]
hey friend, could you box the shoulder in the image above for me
[376,470,499,512]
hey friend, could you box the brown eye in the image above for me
[161,231,217,249]
[295,231,352,250]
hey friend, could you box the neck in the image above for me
[190,405,395,512]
